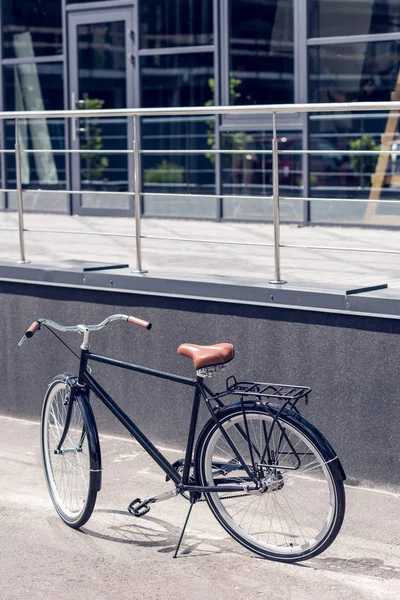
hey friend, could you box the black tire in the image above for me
[41,375,101,529]
[196,405,345,562]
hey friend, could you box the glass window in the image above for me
[308,0,400,38]
[4,62,64,112]
[229,0,294,105]
[142,117,216,217]
[140,53,214,107]
[77,21,126,109]
[4,63,65,193]
[2,0,62,59]
[221,130,303,221]
[309,40,400,105]
[140,0,213,49]
[309,40,400,224]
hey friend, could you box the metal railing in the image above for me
[2,100,400,284]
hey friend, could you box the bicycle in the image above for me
[19,313,346,562]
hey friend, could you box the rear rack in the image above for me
[214,375,310,409]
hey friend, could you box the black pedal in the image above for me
[128,498,151,517]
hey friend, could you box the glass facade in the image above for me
[140,53,214,107]
[0,0,399,224]
[2,0,62,59]
[140,0,213,48]
[229,0,294,105]
[308,0,400,38]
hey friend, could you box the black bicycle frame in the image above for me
[76,349,259,494]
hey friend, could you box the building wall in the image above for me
[2,278,400,490]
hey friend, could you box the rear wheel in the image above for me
[41,377,101,528]
[197,406,345,561]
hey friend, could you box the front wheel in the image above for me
[41,376,101,528]
[197,406,345,562]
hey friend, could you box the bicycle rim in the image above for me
[199,408,344,560]
[41,381,95,525]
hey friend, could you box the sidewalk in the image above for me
[1,415,399,600]
[1,212,400,292]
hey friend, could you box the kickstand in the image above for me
[173,496,196,559]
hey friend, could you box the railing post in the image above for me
[133,114,146,273]
[15,118,28,263]
[269,111,286,284]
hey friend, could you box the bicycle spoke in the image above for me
[43,382,92,520]
[201,408,342,559]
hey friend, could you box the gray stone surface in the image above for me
[1,212,400,291]
[1,415,399,600]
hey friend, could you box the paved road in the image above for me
[1,212,400,291]
[1,416,400,600]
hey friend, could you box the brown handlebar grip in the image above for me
[127,316,152,330]
[25,321,41,338]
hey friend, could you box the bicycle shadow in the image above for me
[80,508,244,557]
[81,509,400,580]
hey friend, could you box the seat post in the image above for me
[181,376,203,485]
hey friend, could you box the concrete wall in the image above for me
[2,279,400,490]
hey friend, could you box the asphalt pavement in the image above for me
[1,415,400,600]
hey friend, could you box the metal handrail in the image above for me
[3,100,400,281]
[2,99,400,118]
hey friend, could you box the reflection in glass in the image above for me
[309,40,400,223]
[2,0,62,58]
[76,21,128,202]
[229,0,294,105]
[4,63,65,191]
[308,0,400,38]
[142,118,215,217]
[140,0,213,48]
[221,131,302,221]
[141,53,214,107]
[309,40,400,105]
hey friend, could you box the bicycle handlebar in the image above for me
[18,313,152,346]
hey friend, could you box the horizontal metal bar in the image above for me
[1,187,400,205]
[18,228,135,238]
[1,100,400,120]
[4,146,400,157]
[0,188,133,196]
[140,149,273,155]
[6,225,400,254]
[0,226,275,248]
[20,149,134,154]
[139,191,274,200]
[141,235,274,247]
[142,192,400,204]
[2,228,398,255]
[279,150,400,156]
[280,196,400,204]
[281,243,400,255]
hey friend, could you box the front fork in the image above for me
[55,378,87,454]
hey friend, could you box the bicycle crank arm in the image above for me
[128,487,180,517]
